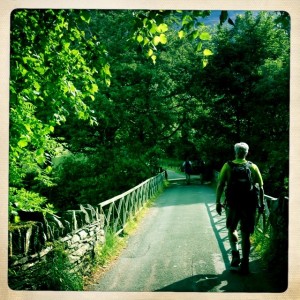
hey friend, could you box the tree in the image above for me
[188,11,289,195]
[9,9,109,217]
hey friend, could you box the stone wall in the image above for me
[8,205,105,290]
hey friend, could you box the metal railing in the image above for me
[98,172,165,235]
[255,195,276,236]
[256,194,289,237]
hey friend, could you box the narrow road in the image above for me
[87,170,278,292]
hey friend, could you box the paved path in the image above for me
[87,170,279,293]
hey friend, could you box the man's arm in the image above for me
[259,186,264,207]
[216,180,226,204]
[253,164,265,210]
[216,163,228,215]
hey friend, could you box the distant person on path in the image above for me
[215,142,264,274]
[182,158,192,185]
[195,158,205,184]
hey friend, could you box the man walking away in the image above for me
[215,142,264,274]
[183,158,192,185]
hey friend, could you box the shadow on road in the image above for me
[155,266,282,292]
[206,202,231,268]
[154,181,216,207]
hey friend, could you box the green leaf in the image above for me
[19,65,28,76]
[159,34,167,44]
[143,37,150,46]
[151,55,157,64]
[71,49,79,56]
[36,156,45,165]
[63,42,70,50]
[143,17,148,27]
[219,10,228,25]
[91,83,98,93]
[103,64,111,77]
[157,23,168,33]
[17,139,28,148]
[199,32,211,41]
[182,15,193,26]
[147,48,154,57]
[202,59,209,68]
[150,24,157,34]
[137,35,143,43]
[178,30,185,39]
[196,42,202,52]
[80,11,91,23]
[23,124,31,132]
[45,166,52,173]
[192,30,199,40]
[153,36,160,46]
[36,67,46,75]
[36,148,44,156]
[203,49,213,56]
[33,81,41,91]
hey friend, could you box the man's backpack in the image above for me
[225,161,254,207]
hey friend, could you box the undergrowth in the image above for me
[251,224,288,291]
[94,229,126,267]
[38,244,83,290]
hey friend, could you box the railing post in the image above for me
[99,172,165,236]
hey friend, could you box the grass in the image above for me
[34,243,83,291]
[94,229,126,267]
[42,246,84,291]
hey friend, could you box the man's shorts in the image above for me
[226,206,256,234]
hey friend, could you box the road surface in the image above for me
[87,170,280,293]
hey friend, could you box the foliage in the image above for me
[9,9,290,218]
[8,243,84,290]
[132,10,212,66]
[252,199,288,292]
[9,188,55,221]
[49,149,156,211]
[38,244,84,290]
[9,9,108,215]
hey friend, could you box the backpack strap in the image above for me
[228,160,252,167]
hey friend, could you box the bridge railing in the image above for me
[256,194,288,238]
[98,172,165,236]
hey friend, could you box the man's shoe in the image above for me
[230,250,241,271]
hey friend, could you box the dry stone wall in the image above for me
[8,205,105,290]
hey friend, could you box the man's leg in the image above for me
[228,229,239,250]
[186,173,190,184]
[226,207,241,271]
[239,209,256,274]
[240,231,251,274]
